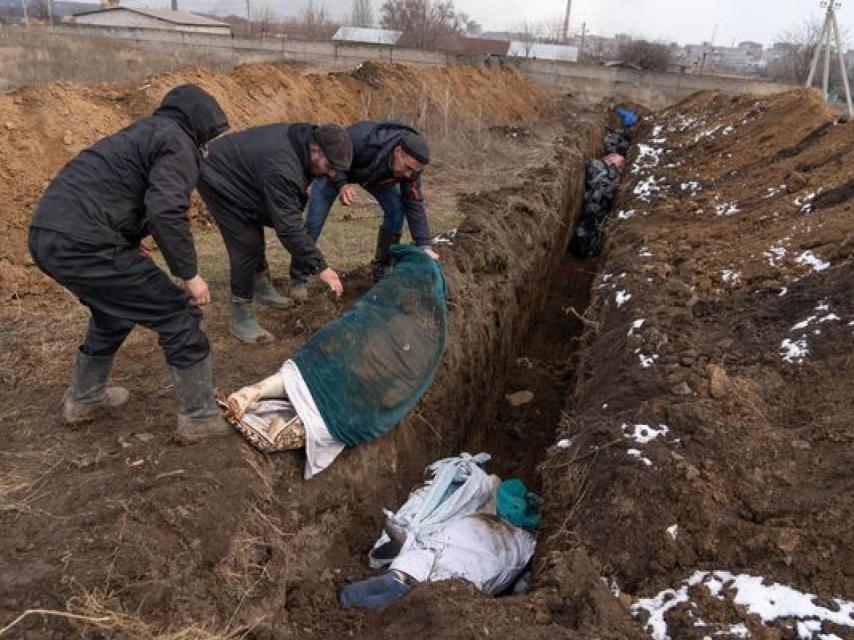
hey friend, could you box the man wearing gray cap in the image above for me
[290,122,435,300]
[199,123,352,344]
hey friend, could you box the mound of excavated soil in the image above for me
[0,61,548,301]
[540,89,854,640]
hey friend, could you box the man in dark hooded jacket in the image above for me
[198,122,352,344]
[291,121,435,301]
[29,84,231,445]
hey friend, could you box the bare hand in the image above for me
[227,384,263,420]
[339,184,358,206]
[423,247,439,260]
[184,275,211,307]
[318,267,343,297]
[139,241,155,260]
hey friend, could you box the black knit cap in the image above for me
[311,124,353,171]
[400,132,430,165]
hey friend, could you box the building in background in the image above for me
[331,26,402,47]
[72,6,232,36]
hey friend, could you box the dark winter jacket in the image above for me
[199,123,327,275]
[30,84,228,280]
[333,121,431,246]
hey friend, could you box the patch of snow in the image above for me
[795,250,830,272]
[639,247,653,258]
[764,243,788,267]
[617,209,636,220]
[633,571,854,640]
[623,423,670,444]
[633,144,665,174]
[666,524,679,540]
[680,181,701,194]
[792,316,817,331]
[781,338,809,364]
[556,438,572,450]
[432,228,457,246]
[694,124,723,142]
[615,290,633,307]
[627,449,653,467]
[628,319,646,336]
[634,176,665,202]
[721,270,741,285]
[639,353,659,368]
[762,184,786,199]
[715,202,740,216]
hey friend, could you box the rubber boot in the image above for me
[254,270,294,309]
[370,231,401,282]
[288,279,308,303]
[63,350,130,424]
[170,355,233,445]
[229,297,274,344]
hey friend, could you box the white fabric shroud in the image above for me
[369,452,497,569]
[279,359,345,480]
[390,513,536,596]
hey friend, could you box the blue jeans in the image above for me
[304,177,406,241]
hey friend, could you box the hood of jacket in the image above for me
[154,84,229,146]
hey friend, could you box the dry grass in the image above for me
[0,446,65,515]
[1,587,253,638]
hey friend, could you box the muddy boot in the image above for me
[63,351,130,424]
[229,297,274,344]
[370,231,401,282]
[254,270,294,309]
[288,279,308,303]
[170,355,233,445]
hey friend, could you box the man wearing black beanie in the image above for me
[199,123,352,344]
[290,121,435,300]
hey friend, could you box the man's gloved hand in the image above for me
[339,571,412,609]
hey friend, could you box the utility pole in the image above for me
[805,0,854,117]
[20,0,29,26]
[245,0,251,32]
[562,0,572,44]
[580,22,586,62]
[171,0,177,10]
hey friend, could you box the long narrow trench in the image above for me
[463,253,599,496]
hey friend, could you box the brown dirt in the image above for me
[539,88,854,639]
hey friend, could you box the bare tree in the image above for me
[295,0,338,40]
[380,0,461,49]
[543,16,566,44]
[618,39,673,71]
[767,19,827,85]
[253,3,279,36]
[350,0,373,27]
[514,20,541,57]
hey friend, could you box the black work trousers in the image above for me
[198,182,270,300]
[28,227,209,369]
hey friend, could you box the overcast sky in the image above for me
[124,0,852,47]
